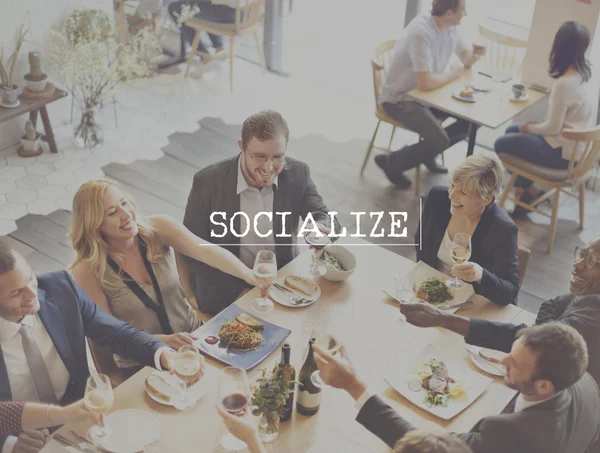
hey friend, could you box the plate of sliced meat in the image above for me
[385,344,493,420]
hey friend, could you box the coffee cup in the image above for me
[512,84,527,99]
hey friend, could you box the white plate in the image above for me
[385,344,493,420]
[0,100,20,108]
[452,90,484,103]
[145,370,208,409]
[402,261,474,314]
[466,346,506,377]
[269,276,321,308]
[469,80,492,92]
[94,409,160,453]
[509,93,529,102]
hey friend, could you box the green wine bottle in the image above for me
[278,343,295,422]
[296,338,321,416]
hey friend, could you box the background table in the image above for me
[51,240,536,452]
[408,68,548,157]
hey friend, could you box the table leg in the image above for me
[39,106,58,153]
[466,123,479,157]
[29,110,38,128]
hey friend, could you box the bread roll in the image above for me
[284,276,318,297]
[145,375,178,402]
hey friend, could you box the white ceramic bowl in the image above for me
[319,245,356,282]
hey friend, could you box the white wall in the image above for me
[0,0,112,149]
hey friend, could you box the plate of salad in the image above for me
[385,344,493,420]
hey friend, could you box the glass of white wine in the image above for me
[447,232,472,289]
[174,345,204,410]
[311,332,341,388]
[251,250,277,313]
[85,374,114,447]
[395,275,415,324]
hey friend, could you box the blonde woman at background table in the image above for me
[69,179,255,364]
[417,155,520,305]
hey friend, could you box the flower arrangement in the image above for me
[47,9,162,147]
[250,365,298,439]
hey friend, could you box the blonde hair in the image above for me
[394,431,472,453]
[69,179,165,289]
[451,155,504,202]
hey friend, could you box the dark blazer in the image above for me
[466,293,600,385]
[0,272,164,449]
[357,374,600,453]
[416,186,520,305]
[183,154,338,315]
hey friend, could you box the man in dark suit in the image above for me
[0,241,174,453]
[313,323,600,453]
[183,110,339,315]
[401,236,600,385]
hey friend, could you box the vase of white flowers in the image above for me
[48,9,162,148]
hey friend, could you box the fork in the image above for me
[273,283,308,305]
[437,300,474,311]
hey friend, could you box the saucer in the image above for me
[509,93,529,102]
[452,90,484,103]
[0,100,20,108]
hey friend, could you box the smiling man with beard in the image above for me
[399,236,600,385]
[183,110,339,315]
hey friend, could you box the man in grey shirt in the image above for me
[183,110,339,315]
[375,0,484,188]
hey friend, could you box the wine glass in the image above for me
[85,374,114,447]
[217,367,251,451]
[174,345,204,410]
[304,212,331,280]
[311,332,341,388]
[394,275,415,324]
[447,233,472,289]
[251,250,277,313]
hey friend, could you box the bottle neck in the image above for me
[281,346,291,365]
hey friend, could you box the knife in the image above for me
[54,434,96,453]
[68,431,98,452]
[466,349,505,374]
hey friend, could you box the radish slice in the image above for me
[408,378,422,392]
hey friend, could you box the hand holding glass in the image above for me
[174,345,204,410]
[217,367,252,451]
[85,374,114,446]
[252,250,277,313]
[311,333,341,388]
[447,233,472,289]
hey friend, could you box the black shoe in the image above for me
[375,154,412,189]
[424,160,449,174]
[510,192,533,219]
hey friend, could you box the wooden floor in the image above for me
[3,117,599,314]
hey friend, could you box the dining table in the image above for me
[48,238,536,452]
[408,67,549,157]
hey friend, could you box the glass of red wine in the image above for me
[304,211,331,280]
[217,367,251,451]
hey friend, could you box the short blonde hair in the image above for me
[69,179,165,289]
[451,155,504,202]
[394,431,472,453]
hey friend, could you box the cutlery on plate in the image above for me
[478,350,503,364]
[438,301,474,311]
[54,434,96,453]
[68,431,98,451]
[465,348,505,374]
[273,283,308,305]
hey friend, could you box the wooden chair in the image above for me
[478,24,528,78]
[87,338,135,388]
[362,40,442,196]
[498,125,600,252]
[517,244,531,292]
[175,251,211,323]
[184,0,266,92]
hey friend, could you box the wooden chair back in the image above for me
[175,251,211,323]
[87,338,131,388]
[233,0,265,32]
[517,244,531,291]
[561,125,600,184]
[478,24,528,76]
[371,40,396,107]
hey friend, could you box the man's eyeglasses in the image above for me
[247,151,286,165]
[574,246,600,269]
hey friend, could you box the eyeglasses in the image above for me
[574,246,600,269]
[246,151,286,165]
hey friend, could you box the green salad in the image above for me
[318,250,346,271]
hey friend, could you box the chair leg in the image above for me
[579,183,585,229]
[387,127,396,151]
[361,121,381,175]
[414,165,421,196]
[229,36,236,93]
[440,151,445,165]
[547,189,561,253]
[498,173,518,208]
[253,30,267,71]
[185,29,202,78]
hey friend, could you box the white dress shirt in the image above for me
[237,158,277,268]
[0,314,70,453]
[513,393,557,412]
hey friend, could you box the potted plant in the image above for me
[0,23,29,106]
[19,120,43,157]
[250,365,298,443]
